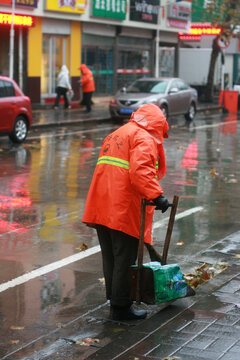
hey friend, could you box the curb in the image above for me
[31,105,222,130]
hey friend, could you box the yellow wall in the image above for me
[70,21,81,77]
[28,17,42,77]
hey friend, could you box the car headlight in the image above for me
[109,99,117,106]
[142,98,158,105]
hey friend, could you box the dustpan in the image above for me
[129,195,195,305]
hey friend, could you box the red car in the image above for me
[0,76,32,143]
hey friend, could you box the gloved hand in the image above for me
[153,195,169,213]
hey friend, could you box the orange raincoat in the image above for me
[82,104,169,244]
[79,64,95,93]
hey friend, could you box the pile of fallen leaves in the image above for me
[184,262,228,289]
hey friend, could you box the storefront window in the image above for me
[82,46,113,95]
[117,50,151,89]
[41,35,68,96]
[159,47,175,77]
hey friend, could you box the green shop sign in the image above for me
[92,0,126,19]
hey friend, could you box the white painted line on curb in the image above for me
[0,206,203,293]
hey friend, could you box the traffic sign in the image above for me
[217,35,230,49]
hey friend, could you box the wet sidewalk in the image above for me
[17,231,240,360]
[31,96,222,129]
[83,231,240,360]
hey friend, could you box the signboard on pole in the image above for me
[92,0,126,20]
[217,36,230,49]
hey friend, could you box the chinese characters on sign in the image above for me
[0,13,33,26]
[16,0,38,7]
[130,0,159,24]
[0,0,38,7]
[92,0,126,20]
[46,0,86,14]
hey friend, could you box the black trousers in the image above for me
[54,86,69,108]
[80,92,93,112]
[96,225,139,308]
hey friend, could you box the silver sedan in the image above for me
[109,77,198,122]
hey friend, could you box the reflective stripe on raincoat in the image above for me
[82,104,169,244]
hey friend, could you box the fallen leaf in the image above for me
[210,168,216,178]
[11,340,20,344]
[184,263,228,289]
[56,322,63,328]
[176,241,184,246]
[200,269,211,281]
[199,263,209,270]
[177,146,185,150]
[162,357,181,360]
[76,243,88,251]
[235,254,240,258]
[226,179,237,183]
[10,326,24,330]
[98,277,105,285]
[76,340,90,346]
[84,338,100,343]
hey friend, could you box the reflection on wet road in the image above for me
[0,112,239,358]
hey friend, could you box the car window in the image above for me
[0,80,5,98]
[169,80,179,91]
[177,80,189,91]
[0,80,15,98]
[150,81,168,94]
[4,80,15,97]
[127,80,168,94]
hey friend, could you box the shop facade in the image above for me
[0,0,192,103]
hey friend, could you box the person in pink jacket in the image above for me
[82,104,169,321]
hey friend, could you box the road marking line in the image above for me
[0,206,203,293]
[0,246,100,293]
[153,206,203,230]
[193,120,237,130]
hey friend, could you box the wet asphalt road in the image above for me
[0,111,239,358]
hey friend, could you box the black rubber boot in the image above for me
[110,305,147,321]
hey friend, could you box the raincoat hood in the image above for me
[79,64,90,75]
[60,65,69,74]
[129,104,169,145]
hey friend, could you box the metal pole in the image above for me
[9,0,15,79]
[155,28,159,78]
[221,50,225,91]
[19,27,23,89]
[154,3,160,78]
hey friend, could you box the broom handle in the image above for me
[161,195,179,265]
[136,198,147,304]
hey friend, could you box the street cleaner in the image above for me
[82,104,170,321]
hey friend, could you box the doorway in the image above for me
[41,35,69,96]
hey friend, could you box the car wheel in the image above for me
[185,103,196,121]
[160,105,168,120]
[9,116,28,143]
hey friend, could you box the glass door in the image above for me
[41,35,68,96]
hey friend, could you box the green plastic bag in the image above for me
[130,262,195,304]
[144,262,194,303]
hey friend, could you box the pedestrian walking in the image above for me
[82,104,170,321]
[79,64,95,113]
[54,65,72,109]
